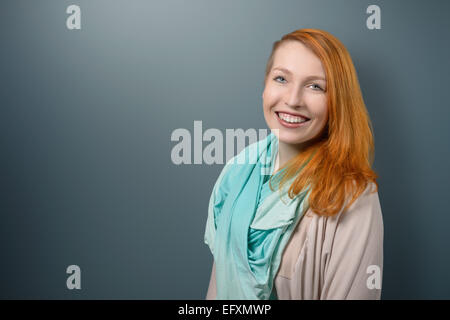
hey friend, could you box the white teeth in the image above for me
[278,112,308,123]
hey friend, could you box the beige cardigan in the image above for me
[206,182,384,300]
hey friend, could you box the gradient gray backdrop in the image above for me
[1,0,449,299]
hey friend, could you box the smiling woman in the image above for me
[263,40,329,156]
[204,28,383,300]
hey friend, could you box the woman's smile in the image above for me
[275,111,311,128]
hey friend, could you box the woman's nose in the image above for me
[285,86,304,108]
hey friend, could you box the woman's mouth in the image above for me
[275,111,310,128]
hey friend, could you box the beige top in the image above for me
[206,182,384,300]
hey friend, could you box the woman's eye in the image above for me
[309,84,323,91]
[273,76,286,83]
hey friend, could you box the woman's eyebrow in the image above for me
[272,67,326,81]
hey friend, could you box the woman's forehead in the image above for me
[272,41,325,77]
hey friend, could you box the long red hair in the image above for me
[265,28,378,216]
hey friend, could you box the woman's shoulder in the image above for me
[307,181,382,229]
[335,181,383,231]
[347,181,380,213]
[301,181,383,263]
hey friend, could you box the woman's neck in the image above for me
[276,138,318,171]
[277,141,303,170]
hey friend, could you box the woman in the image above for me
[204,28,383,300]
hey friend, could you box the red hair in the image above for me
[265,28,378,216]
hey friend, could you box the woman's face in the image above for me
[263,40,328,147]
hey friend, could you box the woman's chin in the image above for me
[278,137,307,147]
[276,131,306,144]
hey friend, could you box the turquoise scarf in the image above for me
[204,132,311,300]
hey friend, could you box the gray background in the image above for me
[1,0,449,299]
